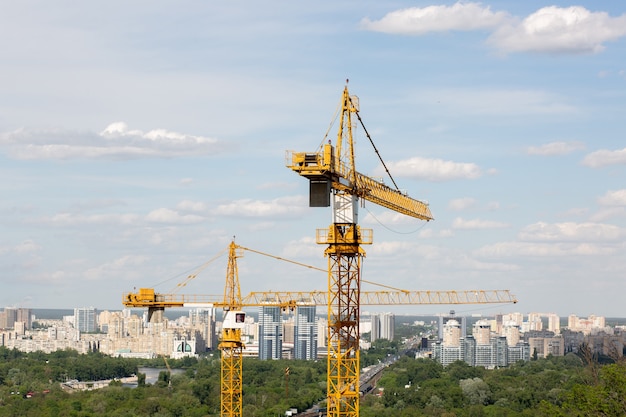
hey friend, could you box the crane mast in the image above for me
[288,85,433,417]
[219,241,245,417]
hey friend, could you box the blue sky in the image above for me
[1,1,625,318]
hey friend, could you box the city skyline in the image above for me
[1,2,626,317]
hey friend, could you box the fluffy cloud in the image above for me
[176,200,209,213]
[488,6,626,54]
[594,191,626,221]
[212,196,308,218]
[448,197,476,211]
[598,190,626,207]
[84,255,151,281]
[34,212,141,226]
[527,141,585,156]
[145,208,206,224]
[582,147,626,168]
[452,217,508,230]
[361,3,626,55]
[519,221,622,242]
[361,2,509,34]
[0,122,226,160]
[384,157,482,181]
[476,241,616,258]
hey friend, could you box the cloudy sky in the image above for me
[1,1,625,318]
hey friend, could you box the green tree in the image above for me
[459,377,491,405]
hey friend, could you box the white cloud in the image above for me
[384,156,482,181]
[488,6,626,54]
[0,122,227,160]
[527,141,585,156]
[592,191,626,220]
[452,217,508,230]
[476,241,616,258]
[176,200,208,213]
[582,147,626,168]
[448,197,476,211]
[361,4,626,55]
[453,254,520,272]
[519,221,622,242]
[14,240,41,254]
[361,209,433,230]
[361,2,509,34]
[598,190,626,207]
[418,228,454,238]
[34,212,141,226]
[590,207,626,222]
[486,201,500,211]
[212,196,307,218]
[280,236,320,260]
[84,255,150,281]
[145,208,206,224]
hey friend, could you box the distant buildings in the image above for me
[0,307,32,330]
[568,314,607,335]
[433,318,531,367]
[431,313,619,368]
[1,305,623,367]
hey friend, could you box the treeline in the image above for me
[360,350,626,416]
[0,347,325,417]
[2,345,626,416]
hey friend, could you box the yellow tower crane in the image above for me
[287,83,433,417]
[218,241,246,417]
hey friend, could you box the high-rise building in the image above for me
[434,319,464,366]
[189,308,216,351]
[108,312,125,338]
[317,317,327,349]
[294,304,317,360]
[0,308,17,329]
[527,313,543,331]
[16,308,32,330]
[547,314,560,334]
[259,304,282,360]
[74,307,97,333]
[442,319,462,348]
[473,320,491,345]
[503,321,521,346]
[473,320,494,367]
[438,312,466,340]
[370,312,395,342]
[283,317,295,345]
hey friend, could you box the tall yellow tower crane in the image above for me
[218,241,246,417]
[287,83,433,417]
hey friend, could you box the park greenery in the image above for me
[0,340,625,416]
